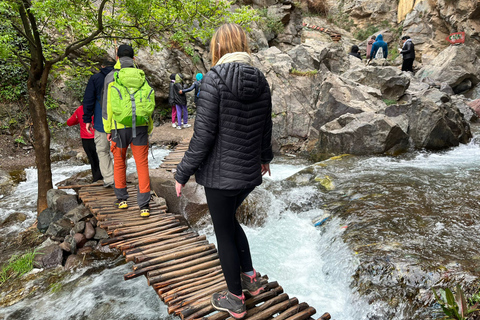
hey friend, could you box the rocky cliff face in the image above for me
[40,0,479,158]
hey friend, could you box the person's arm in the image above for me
[175,72,219,185]
[168,83,175,106]
[260,81,274,166]
[82,77,96,124]
[67,107,81,126]
[182,83,195,93]
[384,45,388,58]
[369,44,376,60]
[400,42,411,54]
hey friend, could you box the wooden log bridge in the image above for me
[160,140,190,172]
[77,185,331,320]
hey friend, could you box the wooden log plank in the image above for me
[317,313,331,320]
[101,221,181,245]
[116,227,191,250]
[125,250,217,280]
[168,281,228,314]
[112,227,192,250]
[163,275,225,303]
[274,302,309,320]
[147,260,221,285]
[146,252,219,278]
[125,235,206,262]
[283,307,316,320]
[113,218,180,237]
[247,297,299,320]
[58,182,103,189]
[161,272,224,299]
[152,266,223,290]
[134,241,211,264]
[124,233,200,257]
[134,243,214,267]
[102,215,176,229]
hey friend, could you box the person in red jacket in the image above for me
[67,105,103,182]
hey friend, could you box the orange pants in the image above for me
[110,127,151,208]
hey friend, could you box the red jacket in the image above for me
[67,105,94,139]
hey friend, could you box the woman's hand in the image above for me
[175,180,185,197]
[261,163,271,176]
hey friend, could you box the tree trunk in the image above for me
[27,76,53,214]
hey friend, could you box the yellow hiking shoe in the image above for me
[115,200,128,209]
[140,208,150,217]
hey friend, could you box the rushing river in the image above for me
[1,124,480,319]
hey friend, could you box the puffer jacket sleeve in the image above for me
[175,72,219,185]
[261,81,273,164]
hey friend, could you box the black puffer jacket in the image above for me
[175,62,273,189]
[401,40,415,60]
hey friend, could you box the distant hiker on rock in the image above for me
[103,44,155,218]
[172,73,191,130]
[168,73,178,128]
[181,73,203,107]
[349,45,362,60]
[400,35,415,72]
[366,35,376,59]
[82,58,115,188]
[67,105,102,182]
[369,34,388,60]
[175,23,273,320]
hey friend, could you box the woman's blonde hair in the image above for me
[210,23,250,66]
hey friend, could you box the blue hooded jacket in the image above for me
[370,34,388,59]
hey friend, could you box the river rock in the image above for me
[46,189,79,214]
[0,169,15,196]
[1,212,27,228]
[93,227,108,240]
[59,240,72,253]
[37,208,64,233]
[33,244,63,269]
[72,221,85,234]
[84,221,95,239]
[89,216,97,227]
[74,233,87,248]
[64,204,92,224]
[454,97,478,122]
[467,99,480,118]
[407,94,472,149]
[342,66,410,100]
[45,218,74,238]
[64,254,83,270]
[319,112,410,156]
[83,240,97,248]
[77,246,93,254]
[416,45,480,93]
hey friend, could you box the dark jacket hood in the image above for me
[100,66,114,76]
[212,63,265,102]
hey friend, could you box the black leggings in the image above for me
[82,138,102,182]
[204,187,255,295]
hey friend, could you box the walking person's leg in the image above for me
[171,106,177,127]
[94,130,114,187]
[131,127,151,217]
[406,58,414,72]
[182,105,190,127]
[82,138,103,182]
[175,104,183,129]
[111,129,131,208]
[204,187,259,319]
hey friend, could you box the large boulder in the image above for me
[342,66,411,100]
[416,45,480,93]
[1,212,27,228]
[407,94,472,149]
[45,218,74,238]
[63,204,92,224]
[37,208,64,233]
[150,173,209,225]
[33,244,63,269]
[319,112,409,156]
[46,189,78,214]
[0,169,15,196]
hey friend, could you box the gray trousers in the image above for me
[94,130,114,185]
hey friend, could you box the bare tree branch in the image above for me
[49,0,109,64]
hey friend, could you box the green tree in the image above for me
[0,0,256,214]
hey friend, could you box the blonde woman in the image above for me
[174,23,273,319]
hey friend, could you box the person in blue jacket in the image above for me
[369,34,388,60]
[181,73,203,106]
[82,58,115,188]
